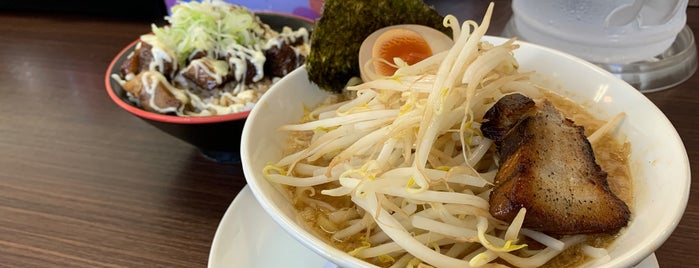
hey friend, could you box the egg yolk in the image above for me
[371,28,433,77]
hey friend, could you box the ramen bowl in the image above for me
[105,13,313,163]
[241,36,690,267]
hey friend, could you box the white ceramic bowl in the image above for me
[241,36,690,267]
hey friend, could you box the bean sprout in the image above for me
[262,3,606,267]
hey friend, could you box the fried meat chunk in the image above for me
[123,71,183,113]
[181,58,231,90]
[119,41,175,78]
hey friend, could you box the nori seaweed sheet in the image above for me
[305,0,450,92]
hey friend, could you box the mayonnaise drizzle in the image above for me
[140,35,178,78]
[188,58,230,85]
[227,43,266,93]
[140,71,189,114]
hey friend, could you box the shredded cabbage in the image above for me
[151,0,266,66]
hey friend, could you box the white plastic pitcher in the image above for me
[510,0,688,64]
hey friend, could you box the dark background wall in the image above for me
[0,0,168,21]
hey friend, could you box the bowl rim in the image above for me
[104,11,313,125]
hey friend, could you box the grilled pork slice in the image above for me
[481,94,630,235]
[480,93,536,144]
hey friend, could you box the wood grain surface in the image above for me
[0,1,696,267]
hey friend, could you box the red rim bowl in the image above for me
[104,12,314,125]
[103,12,314,162]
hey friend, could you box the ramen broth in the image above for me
[282,92,632,267]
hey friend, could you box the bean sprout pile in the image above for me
[263,3,612,267]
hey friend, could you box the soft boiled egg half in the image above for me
[358,24,454,82]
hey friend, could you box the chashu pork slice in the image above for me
[481,93,630,235]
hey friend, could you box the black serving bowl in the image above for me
[104,12,313,163]
[105,12,314,163]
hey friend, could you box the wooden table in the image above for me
[0,2,696,267]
